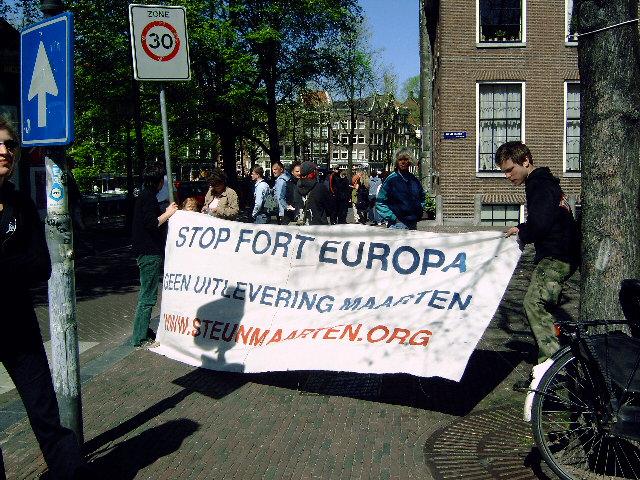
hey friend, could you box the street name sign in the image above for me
[443,131,467,140]
[129,4,191,81]
[20,12,74,146]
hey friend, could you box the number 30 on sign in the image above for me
[129,4,191,81]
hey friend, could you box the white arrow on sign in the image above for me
[28,41,59,128]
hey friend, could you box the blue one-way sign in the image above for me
[20,12,74,146]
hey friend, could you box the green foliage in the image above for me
[424,195,436,215]
[402,75,420,101]
[9,0,369,185]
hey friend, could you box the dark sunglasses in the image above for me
[0,139,18,152]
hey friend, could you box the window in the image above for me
[357,134,365,144]
[340,150,348,160]
[566,0,577,43]
[481,204,521,226]
[340,133,349,145]
[478,0,524,44]
[357,150,365,160]
[321,127,328,137]
[332,151,339,160]
[358,120,365,129]
[565,82,581,173]
[477,82,524,172]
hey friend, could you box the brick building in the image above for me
[432,0,581,225]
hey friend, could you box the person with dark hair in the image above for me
[251,165,271,224]
[271,160,291,224]
[284,160,303,224]
[376,148,426,230]
[0,117,85,478]
[294,161,331,225]
[495,141,579,390]
[202,168,239,220]
[327,167,349,224]
[131,163,178,347]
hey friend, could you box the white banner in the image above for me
[152,212,521,381]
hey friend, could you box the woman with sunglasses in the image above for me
[0,117,84,478]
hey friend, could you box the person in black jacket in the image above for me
[131,164,178,347]
[496,141,579,379]
[284,160,303,224]
[0,118,84,478]
[294,162,331,225]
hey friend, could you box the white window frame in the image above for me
[480,203,523,226]
[476,81,526,177]
[563,81,581,176]
[565,0,578,45]
[476,0,527,47]
[332,151,339,160]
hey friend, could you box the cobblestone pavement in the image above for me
[0,220,578,479]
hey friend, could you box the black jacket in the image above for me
[295,180,331,225]
[132,187,167,256]
[285,176,304,221]
[0,182,51,359]
[519,167,579,265]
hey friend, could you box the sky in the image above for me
[360,0,420,95]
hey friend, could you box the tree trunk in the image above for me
[419,0,434,194]
[577,0,640,322]
[265,70,281,165]
[132,79,145,179]
[348,100,356,176]
[220,127,238,189]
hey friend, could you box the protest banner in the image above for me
[152,212,521,381]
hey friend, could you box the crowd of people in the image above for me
[174,147,427,230]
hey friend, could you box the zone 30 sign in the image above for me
[128,4,191,81]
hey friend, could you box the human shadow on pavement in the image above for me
[191,294,247,373]
[85,419,199,479]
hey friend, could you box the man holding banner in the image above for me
[131,164,178,347]
[496,141,579,389]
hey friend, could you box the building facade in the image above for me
[433,0,581,225]
[255,92,420,174]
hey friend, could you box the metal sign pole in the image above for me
[44,150,83,443]
[34,1,83,444]
[159,85,174,203]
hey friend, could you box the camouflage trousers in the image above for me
[524,257,574,364]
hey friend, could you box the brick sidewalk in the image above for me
[0,225,578,479]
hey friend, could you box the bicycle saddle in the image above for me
[620,279,640,338]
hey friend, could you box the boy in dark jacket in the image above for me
[131,164,178,347]
[496,141,579,378]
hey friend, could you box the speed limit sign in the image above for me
[129,4,191,81]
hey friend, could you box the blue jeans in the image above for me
[388,220,417,230]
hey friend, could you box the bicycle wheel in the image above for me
[532,350,640,479]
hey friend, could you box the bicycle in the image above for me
[528,279,640,479]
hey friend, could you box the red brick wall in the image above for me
[434,0,581,220]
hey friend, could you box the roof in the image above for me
[300,90,332,107]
